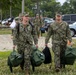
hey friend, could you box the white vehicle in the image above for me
[1,19,8,25]
[69,22,76,36]
[44,18,54,24]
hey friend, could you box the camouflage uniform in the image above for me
[45,21,72,68]
[40,17,44,36]
[13,23,38,71]
[33,17,43,37]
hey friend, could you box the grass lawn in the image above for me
[1,51,76,75]
[0,39,76,75]
[0,28,12,34]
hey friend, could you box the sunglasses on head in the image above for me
[56,15,61,17]
[24,15,29,17]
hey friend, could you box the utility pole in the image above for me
[37,1,40,15]
[22,0,25,13]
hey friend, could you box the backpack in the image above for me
[7,49,23,72]
[31,46,45,71]
[42,46,52,64]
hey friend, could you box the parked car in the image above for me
[69,22,76,36]
[44,18,54,24]
[1,17,14,26]
[62,14,76,24]
[43,18,54,32]
[1,19,8,25]
[8,17,14,25]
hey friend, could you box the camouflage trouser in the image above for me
[35,26,41,37]
[17,44,33,71]
[52,43,66,68]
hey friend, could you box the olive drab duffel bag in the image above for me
[31,46,45,72]
[62,46,76,65]
[7,49,23,72]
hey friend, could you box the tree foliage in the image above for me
[1,0,76,19]
[61,0,76,14]
[41,0,61,17]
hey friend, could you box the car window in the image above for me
[71,15,76,21]
[62,15,71,21]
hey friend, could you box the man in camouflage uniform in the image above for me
[45,13,72,72]
[33,14,43,38]
[13,13,38,75]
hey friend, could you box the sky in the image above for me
[57,0,66,5]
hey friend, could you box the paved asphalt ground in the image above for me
[0,35,75,51]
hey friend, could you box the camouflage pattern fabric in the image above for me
[33,18,43,37]
[45,21,72,68]
[13,23,38,70]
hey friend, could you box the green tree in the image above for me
[61,0,76,14]
[41,0,61,17]
[0,0,22,19]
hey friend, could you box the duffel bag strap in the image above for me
[8,57,13,73]
[9,65,13,73]
[32,65,35,72]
